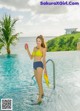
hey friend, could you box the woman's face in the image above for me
[36,38,42,46]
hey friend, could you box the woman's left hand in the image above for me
[44,68,47,74]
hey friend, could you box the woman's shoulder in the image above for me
[42,47,47,52]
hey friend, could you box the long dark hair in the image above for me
[36,35,47,49]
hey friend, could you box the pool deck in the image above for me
[42,84,80,111]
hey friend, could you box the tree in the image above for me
[0,15,20,54]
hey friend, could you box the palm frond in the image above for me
[11,18,18,28]
[8,33,20,46]
[0,38,5,44]
[0,43,4,49]
[0,14,21,54]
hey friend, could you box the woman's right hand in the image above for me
[25,43,29,50]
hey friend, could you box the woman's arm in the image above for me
[43,48,47,73]
[26,47,34,60]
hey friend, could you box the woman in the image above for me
[25,35,47,104]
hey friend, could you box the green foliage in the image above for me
[47,33,80,52]
[0,14,20,54]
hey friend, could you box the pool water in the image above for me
[0,51,80,111]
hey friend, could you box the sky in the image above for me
[0,0,80,37]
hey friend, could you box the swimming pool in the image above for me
[0,51,80,111]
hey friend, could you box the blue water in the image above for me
[0,53,54,111]
[0,37,80,111]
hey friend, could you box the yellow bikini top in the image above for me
[32,48,43,57]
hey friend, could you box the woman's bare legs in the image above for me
[34,68,44,102]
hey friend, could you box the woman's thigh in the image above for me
[34,69,38,82]
[36,67,43,82]
[34,67,43,83]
